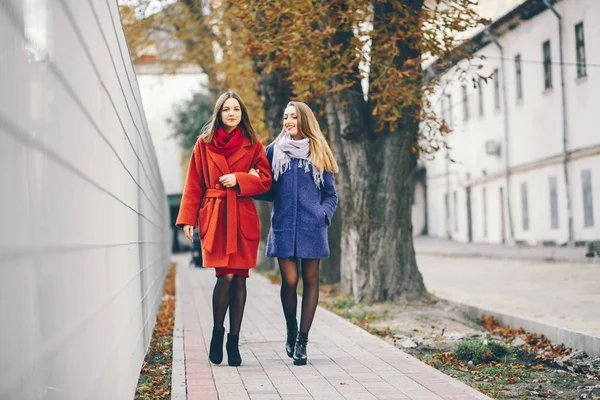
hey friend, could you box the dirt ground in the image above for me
[314,282,600,400]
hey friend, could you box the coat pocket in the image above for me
[198,199,213,238]
[319,205,328,227]
[239,200,260,241]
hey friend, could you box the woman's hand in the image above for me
[248,168,260,178]
[183,225,194,242]
[219,174,237,188]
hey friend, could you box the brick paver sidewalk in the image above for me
[175,254,490,400]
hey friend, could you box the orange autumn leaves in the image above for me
[122,0,489,157]
[135,264,176,400]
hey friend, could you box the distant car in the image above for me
[190,228,203,268]
[586,241,600,258]
[176,229,191,252]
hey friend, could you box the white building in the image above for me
[422,0,599,245]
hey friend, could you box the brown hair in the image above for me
[200,91,259,144]
[274,101,339,173]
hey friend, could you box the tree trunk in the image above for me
[254,67,292,271]
[257,68,292,139]
[320,200,341,284]
[331,116,426,301]
[326,0,427,302]
[367,130,426,300]
[306,97,342,284]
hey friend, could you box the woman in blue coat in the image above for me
[253,101,338,365]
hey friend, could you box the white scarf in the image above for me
[272,134,324,187]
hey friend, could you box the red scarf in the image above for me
[207,126,243,156]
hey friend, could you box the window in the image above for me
[482,187,488,238]
[515,54,523,99]
[478,77,484,117]
[543,40,552,89]
[462,85,469,120]
[575,22,586,78]
[453,191,458,232]
[493,68,500,109]
[582,169,594,227]
[549,176,559,229]
[521,182,529,231]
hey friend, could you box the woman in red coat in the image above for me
[177,91,272,366]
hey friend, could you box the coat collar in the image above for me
[207,136,253,175]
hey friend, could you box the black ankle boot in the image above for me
[293,332,308,365]
[286,322,298,358]
[226,333,242,366]
[209,327,225,364]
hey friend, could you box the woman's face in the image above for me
[283,106,300,138]
[221,98,242,132]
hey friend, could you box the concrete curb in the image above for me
[171,266,186,399]
[455,300,600,357]
[416,250,594,264]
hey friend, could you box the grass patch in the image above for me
[135,263,176,400]
[415,353,436,364]
[341,308,390,323]
[472,382,509,398]
[329,297,389,323]
[454,338,512,364]
[477,364,531,385]
[332,298,356,310]
[548,371,581,387]
[327,300,392,337]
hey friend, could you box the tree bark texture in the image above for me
[254,67,292,271]
[320,200,342,284]
[257,68,292,140]
[326,0,427,301]
[305,97,342,284]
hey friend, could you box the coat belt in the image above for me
[203,188,238,255]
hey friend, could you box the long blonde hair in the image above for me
[273,101,339,173]
[200,91,259,144]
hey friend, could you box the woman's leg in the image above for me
[213,274,234,329]
[225,274,247,366]
[278,257,299,357]
[278,258,299,326]
[299,259,320,334]
[294,259,320,365]
[209,274,234,364]
[228,275,247,335]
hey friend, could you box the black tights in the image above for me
[212,274,247,335]
[278,258,320,334]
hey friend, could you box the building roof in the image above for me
[425,0,559,79]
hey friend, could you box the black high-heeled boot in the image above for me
[293,332,308,366]
[286,322,298,358]
[226,333,242,366]
[209,327,225,364]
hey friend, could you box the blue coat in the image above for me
[255,144,338,259]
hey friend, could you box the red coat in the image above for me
[176,136,272,269]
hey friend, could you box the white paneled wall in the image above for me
[0,1,171,399]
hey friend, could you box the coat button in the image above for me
[215,183,220,189]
